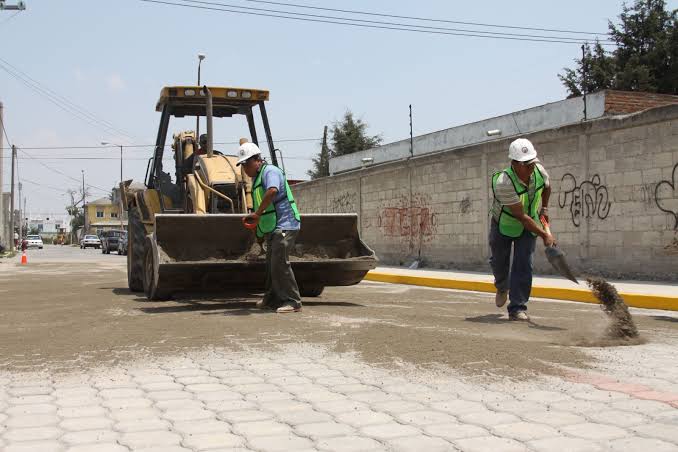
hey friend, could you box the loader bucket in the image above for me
[147,213,377,298]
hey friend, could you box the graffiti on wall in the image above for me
[376,193,438,254]
[655,163,678,230]
[558,173,612,227]
[460,196,472,214]
[329,191,357,214]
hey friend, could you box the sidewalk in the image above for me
[365,267,678,311]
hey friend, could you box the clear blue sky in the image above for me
[1,0,669,213]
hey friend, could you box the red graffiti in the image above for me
[378,207,436,238]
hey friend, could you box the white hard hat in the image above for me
[236,142,262,166]
[508,138,538,163]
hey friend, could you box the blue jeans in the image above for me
[489,220,536,314]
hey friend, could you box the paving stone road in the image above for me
[1,247,678,451]
[3,343,678,452]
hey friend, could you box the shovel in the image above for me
[540,215,579,284]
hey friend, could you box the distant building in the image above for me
[83,197,126,235]
[26,214,68,239]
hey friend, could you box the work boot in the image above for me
[256,296,279,310]
[276,302,302,313]
[495,290,508,308]
[509,311,530,321]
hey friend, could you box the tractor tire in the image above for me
[143,236,170,301]
[300,285,324,297]
[127,207,145,292]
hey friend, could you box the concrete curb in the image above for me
[365,271,678,312]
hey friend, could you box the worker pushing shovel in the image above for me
[489,138,570,321]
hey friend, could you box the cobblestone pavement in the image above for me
[2,340,678,452]
[2,247,678,451]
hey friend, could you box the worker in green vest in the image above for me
[239,142,302,313]
[490,138,555,321]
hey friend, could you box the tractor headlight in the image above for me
[184,89,196,96]
[227,90,238,98]
[241,91,252,99]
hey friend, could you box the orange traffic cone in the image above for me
[20,251,27,265]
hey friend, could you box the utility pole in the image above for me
[409,104,414,158]
[321,125,329,177]
[101,142,125,229]
[17,182,21,240]
[9,145,15,249]
[581,44,588,121]
[0,102,4,248]
[0,6,26,258]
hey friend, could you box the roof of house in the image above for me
[85,197,114,206]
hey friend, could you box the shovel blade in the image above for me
[545,246,579,284]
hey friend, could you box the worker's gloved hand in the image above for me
[242,213,260,231]
[543,232,556,248]
[540,207,550,223]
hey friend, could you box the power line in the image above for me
[140,0,614,45]
[237,0,610,36]
[0,10,20,25]
[175,0,614,43]
[16,148,111,194]
[0,57,137,141]
[3,155,313,161]
[20,177,68,193]
[16,137,321,150]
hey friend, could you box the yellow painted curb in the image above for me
[365,272,678,312]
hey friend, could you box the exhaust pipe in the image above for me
[204,85,213,157]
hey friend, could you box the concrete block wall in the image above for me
[293,105,678,280]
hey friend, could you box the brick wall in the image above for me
[293,104,678,280]
[604,90,678,115]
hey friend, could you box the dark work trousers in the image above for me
[264,229,302,308]
[488,220,537,314]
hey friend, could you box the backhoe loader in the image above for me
[122,85,377,300]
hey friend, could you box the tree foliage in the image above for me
[560,0,678,97]
[308,111,382,180]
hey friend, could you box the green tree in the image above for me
[560,0,678,97]
[330,111,382,158]
[308,111,382,180]
[66,205,85,238]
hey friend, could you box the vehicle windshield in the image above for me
[27,235,41,240]
[107,231,124,237]
[85,235,98,239]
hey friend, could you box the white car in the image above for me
[25,235,44,249]
[80,235,102,249]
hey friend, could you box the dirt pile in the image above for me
[587,277,639,340]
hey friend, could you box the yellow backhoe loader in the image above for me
[122,85,377,300]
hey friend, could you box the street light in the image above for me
[101,142,124,230]
[196,53,206,138]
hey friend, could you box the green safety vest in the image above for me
[252,164,301,238]
[492,166,545,238]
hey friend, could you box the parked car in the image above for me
[101,230,126,254]
[117,233,128,255]
[80,235,101,249]
[25,235,44,249]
